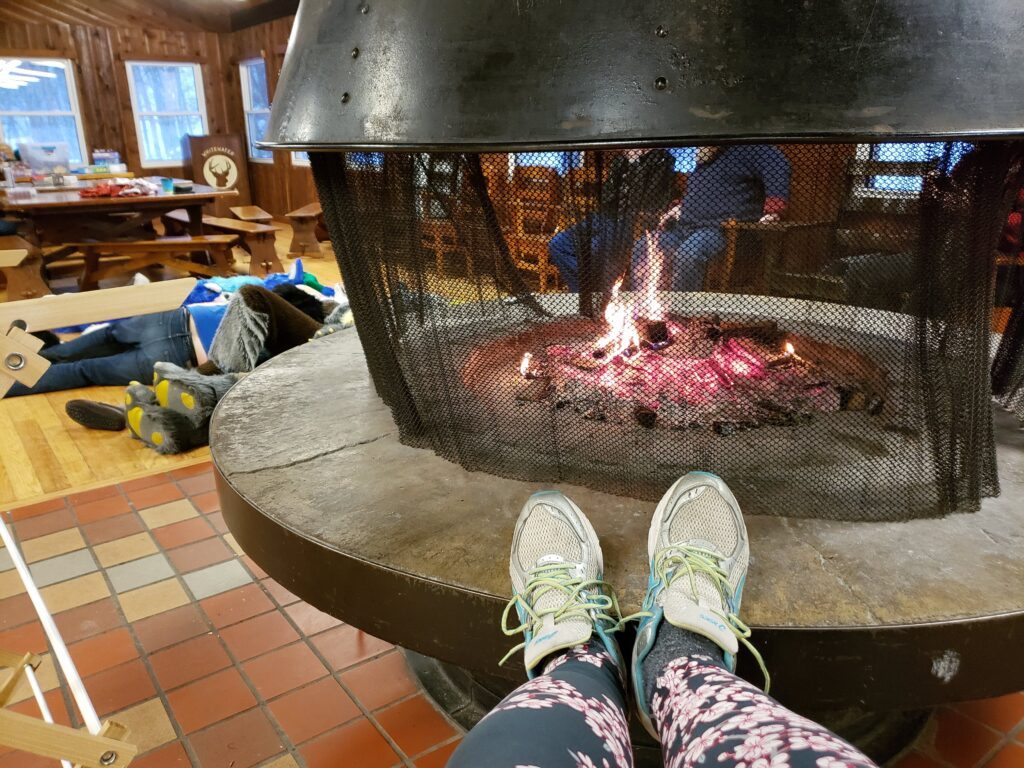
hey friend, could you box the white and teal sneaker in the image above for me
[501,490,625,677]
[631,472,768,739]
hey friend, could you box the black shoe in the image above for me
[65,400,126,431]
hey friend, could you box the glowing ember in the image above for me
[784,341,795,355]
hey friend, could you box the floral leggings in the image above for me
[448,643,878,768]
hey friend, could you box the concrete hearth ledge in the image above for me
[211,329,1024,712]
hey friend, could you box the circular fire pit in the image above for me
[211,328,1024,761]
[402,292,940,520]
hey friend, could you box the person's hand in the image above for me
[759,213,780,223]
[659,202,682,229]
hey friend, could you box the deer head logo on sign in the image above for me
[202,154,238,189]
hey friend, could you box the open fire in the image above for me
[512,234,884,432]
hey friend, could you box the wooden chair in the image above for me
[754,157,937,301]
[510,165,563,292]
[0,235,51,301]
[70,235,238,291]
[164,210,284,277]
[286,203,324,258]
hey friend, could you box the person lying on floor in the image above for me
[6,283,338,398]
[65,284,353,454]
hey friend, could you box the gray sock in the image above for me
[642,622,726,710]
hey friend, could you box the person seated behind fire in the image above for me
[547,149,678,293]
[632,145,791,292]
[61,283,353,454]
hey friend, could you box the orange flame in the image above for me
[595,278,641,358]
[519,352,533,377]
[784,342,795,356]
[643,231,665,321]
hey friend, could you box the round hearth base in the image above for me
[403,650,929,766]
[210,329,1024,728]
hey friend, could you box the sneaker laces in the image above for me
[499,561,626,666]
[650,543,771,692]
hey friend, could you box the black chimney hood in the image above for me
[263,0,1024,151]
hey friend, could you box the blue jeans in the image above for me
[7,309,194,396]
[630,225,726,292]
[548,214,639,292]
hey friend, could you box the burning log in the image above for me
[633,405,658,428]
[642,319,670,348]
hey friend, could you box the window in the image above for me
[292,151,310,167]
[513,152,582,175]
[0,58,87,165]
[239,59,272,162]
[125,61,208,167]
[669,147,697,173]
[857,142,973,193]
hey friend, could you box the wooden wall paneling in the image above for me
[218,14,318,216]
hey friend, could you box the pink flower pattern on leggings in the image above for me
[486,644,632,768]
[653,657,878,768]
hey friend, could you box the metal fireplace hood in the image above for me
[263,0,1024,152]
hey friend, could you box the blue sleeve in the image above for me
[749,145,791,200]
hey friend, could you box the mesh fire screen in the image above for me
[312,140,1024,521]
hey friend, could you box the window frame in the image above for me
[0,57,88,166]
[238,57,273,164]
[291,151,310,168]
[124,60,209,168]
[853,143,930,199]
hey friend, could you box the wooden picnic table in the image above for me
[0,181,238,297]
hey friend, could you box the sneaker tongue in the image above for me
[661,539,738,656]
[523,555,591,672]
[523,612,592,672]
[663,592,739,656]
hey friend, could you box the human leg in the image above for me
[207,284,322,373]
[6,347,172,396]
[633,473,877,767]
[449,490,633,768]
[6,310,194,397]
[39,325,123,363]
[548,221,584,292]
[667,227,727,291]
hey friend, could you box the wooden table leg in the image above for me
[79,248,100,291]
[289,217,323,258]
[185,204,214,266]
[246,235,284,277]
[3,257,52,300]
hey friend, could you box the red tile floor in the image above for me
[0,462,1021,767]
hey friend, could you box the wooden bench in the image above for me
[71,235,238,291]
[164,210,284,277]
[229,205,274,224]
[286,202,324,258]
[0,236,51,301]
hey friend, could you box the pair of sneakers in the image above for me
[503,472,767,740]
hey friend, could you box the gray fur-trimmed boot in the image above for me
[152,362,241,428]
[126,403,209,455]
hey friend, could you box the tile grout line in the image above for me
[149,483,310,766]
[134,475,310,765]
[73,487,207,767]
[245,570,419,767]
[0,508,84,736]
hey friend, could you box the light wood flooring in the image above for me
[1,223,501,509]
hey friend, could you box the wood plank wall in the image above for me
[0,20,229,179]
[220,15,318,216]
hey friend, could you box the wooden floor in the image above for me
[0,223,500,510]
